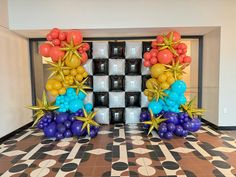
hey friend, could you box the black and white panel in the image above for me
[84,40,152,124]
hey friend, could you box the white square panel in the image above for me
[141,61,150,75]
[92,42,109,58]
[83,59,93,75]
[84,92,93,104]
[93,76,109,91]
[141,92,149,107]
[94,108,110,124]
[125,108,141,124]
[125,76,141,91]
[109,92,125,108]
[109,59,125,75]
[125,41,142,58]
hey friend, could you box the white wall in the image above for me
[0,26,32,138]
[7,0,236,126]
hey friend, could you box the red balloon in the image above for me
[58,32,67,41]
[80,52,88,64]
[150,49,159,57]
[49,46,65,62]
[175,55,185,64]
[51,28,60,39]
[82,43,90,51]
[46,34,53,41]
[183,56,191,63]
[39,43,52,57]
[144,60,151,67]
[167,31,181,42]
[151,41,158,49]
[52,39,60,46]
[156,35,164,44]
[157,49,173,64]
[144,52,151,61]
[150,57,158,65]
[67,30,83,45]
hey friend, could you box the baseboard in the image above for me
[201,118,236,130]
[0,121,33,144]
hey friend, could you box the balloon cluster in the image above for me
[141,31,204,139]
[37,110,99,140]
[26,28,100,140]
[143,31,192,67]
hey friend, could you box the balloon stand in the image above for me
[140,31,204,139]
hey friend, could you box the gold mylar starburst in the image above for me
[181,97,205,118]
[75,108,100,136]
[60,38,83,61]
[144,82,167,101]
[26,91,59,127]
[165,60,187,80]
[142,110,167,135]
[156,32,180,56]
[70,77,91,95]
[47,59,70,81]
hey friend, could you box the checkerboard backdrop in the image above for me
[81,40,153,124]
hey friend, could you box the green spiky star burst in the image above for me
[60,38,83,61]
[26,91,59,127]
[47,59,70,81]
[70,77,91,95]
[156,32,180,56]
[165,60,187,80]
[181,97,205,118]
[142,110,167,135]
[144,82,167,101]
[75,108,100,136]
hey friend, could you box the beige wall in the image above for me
[0,26,32,137]
[0,0,8,28]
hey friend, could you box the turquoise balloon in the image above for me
[166,99,175,106]
[158,99,165,106]
[148,100,162,114]
[85,103,93,113]
[168,91,179,101]
[179,95,187,104]
[171,80,187,94]
[164,89,170,95]
[69,99,84,113]
[78,91,86,100]
[66,88,75,96]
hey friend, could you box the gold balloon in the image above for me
[146,78,158,89]
[70,69,77,76]
[150,64,166,78]
[160,82,169,90]
[65,54,81,68]
[59,87,66,95]
[77,66,85,74]
[167,76,175,85]
[53,81,62,90]
[76,74,83,82]
[158,74,167,83]
[51,89,58,96]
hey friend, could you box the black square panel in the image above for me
[86,42,93,59]
[142,75,151,91]
[109,76,125,91]
[142,41,152,55]
[110,108,125,124]
[125,59,142,75]
[125,92,141,107]
[93,59,108,75]
[84,75,93,89]
[94,92,109,107]
[109,42,125,58]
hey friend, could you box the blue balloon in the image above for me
[171,80,187,94]
[148,100,162,114]
[84,103,93,113]
[69,99,84,113]
[168,92,179,101]
[78,91,86,100]
[71,120,85,136]
[43,123,56,138]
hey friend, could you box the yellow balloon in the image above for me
[46,82,53,91]
[53,81,62,90]
[63,69,70,76]
[165,71,173,78]
[167,76,175,85]
[158,74,167,83]
[82,72,88,78]
[59,87,66,95]
[65,54,81,68]
[144,89,149,96]
[76,74,83,82]
[51,89,58,97]
[69,79,74,85]
[160,82,169,90]
[146,78,157,89]
[77,66,85,74]
[150,64,166,78]
[177,74,182,80]
[55,74,63,81]
[70,69,77,76]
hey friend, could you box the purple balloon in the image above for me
[37,122,44,129]
[140,111,150,122]
[164,132,173,139]
[64,120,72,129]
[174,125,184,136]
[167,123,176,132]
[159,124,168,133]
[178,112,185,119]
[68,113,76,122]
[182,130,188,137]
[158,132,164,138]
[43,123,56,138]
[55,132,64,140]
[64,130,72,138]
[74,109,84,116]
[57,123,66,133]
[45,112,54,119]
[56,112,69,123]
[183,122,191,131]
[90,128,98,138]
[43,122,48,127]
[71,120,84,136]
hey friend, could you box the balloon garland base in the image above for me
[140,110,201,140]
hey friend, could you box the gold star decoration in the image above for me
[26,91,59,127]
[144,82,167,102]
[165,60,187,80]
[156,32,180,56]
[142,110,167,135]
[47,59,71,81]
[60,38,84,61]
[75,108,100,136]
[181,97,205,118]
[70,77,91,95]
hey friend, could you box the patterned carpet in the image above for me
[0,124,236,177]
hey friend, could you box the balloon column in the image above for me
[27,28,100,140]
[141,31,204,139]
